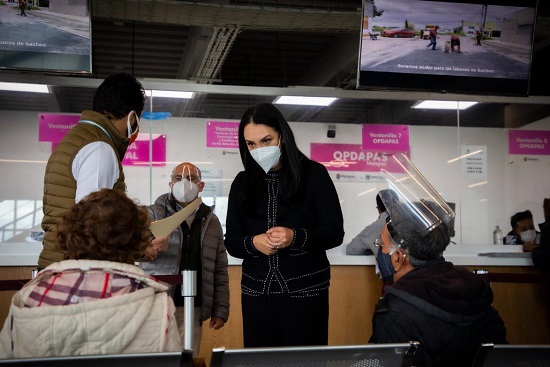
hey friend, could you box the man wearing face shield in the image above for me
[139,162,229,356]
[39,73,150,269]
[369,154,507,367]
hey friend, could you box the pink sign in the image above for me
[310,143,408,173]
[38,113,166,166]
[508,130,550,155]
[122,134,166,166]
[361,124,410,152]
[39,113,79,144]
[206,121,239,149]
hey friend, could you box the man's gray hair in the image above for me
[388,201,451,263]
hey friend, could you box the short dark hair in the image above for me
[93,73,145,119]
[376,194,385,212]
[510,210,533,230]
[56,189,151,263]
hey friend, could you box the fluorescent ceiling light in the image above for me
[412,100,478,110]
[145,90,194,99]
[273,96,338,106]
[0,82,50,93]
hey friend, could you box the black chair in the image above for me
[0,350,193,367]
[472,343,550,367]
[210,342,419,367]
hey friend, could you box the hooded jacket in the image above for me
[0,260,181,359]
[370,260,507,367]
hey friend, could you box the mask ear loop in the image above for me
[126,111,133,139]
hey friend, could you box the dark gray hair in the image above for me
[387,201,451,264]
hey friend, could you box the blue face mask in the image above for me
[376,250,396,281]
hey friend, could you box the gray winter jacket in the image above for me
[140,194,229,322]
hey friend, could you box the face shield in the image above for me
[379,153,455,241]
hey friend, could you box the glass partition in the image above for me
[0,78,549,255]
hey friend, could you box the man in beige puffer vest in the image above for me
[39,73,149,269]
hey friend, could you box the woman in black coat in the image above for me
[225,103,344,347]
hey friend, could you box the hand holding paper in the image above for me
[149,197,202,238]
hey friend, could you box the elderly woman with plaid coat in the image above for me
[0,189,181,359]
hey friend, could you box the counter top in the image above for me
[0,243,533,267]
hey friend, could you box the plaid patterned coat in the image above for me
[0,260,181,359]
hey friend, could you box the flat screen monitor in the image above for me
[0,1,92,74]
[357,0,538,96]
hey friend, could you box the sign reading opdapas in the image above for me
[362,124,410,152]
[122,134,166,166]
[508,129,550,155]
[39,113,79,144]
[310,143,408,173]
[206,120,239,149]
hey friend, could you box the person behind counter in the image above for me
[532,198,550,270]
[224,103,344,347]
[369,200,507,367]
[507,210,539,252]
[346,189,398,286]
[0,189,181,359]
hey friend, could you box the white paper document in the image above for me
[149,197,202,238]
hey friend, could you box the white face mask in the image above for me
[172,179,199,203]
[250,144,281,174]
[519,229,537,243]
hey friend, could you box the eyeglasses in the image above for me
[374,238,399,255]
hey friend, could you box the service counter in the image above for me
[0,243,535,267]
[0,243,548,365]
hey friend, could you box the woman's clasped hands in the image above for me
[253,226,293,255]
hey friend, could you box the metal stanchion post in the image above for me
[181,270,196,352]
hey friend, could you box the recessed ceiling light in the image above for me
[145,90,194,99]
[273,96,338,106]
[0,82,50,93]
[412,100,478,110]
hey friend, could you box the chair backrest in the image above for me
[0,351,193,367]
[472,343,550,367]
[210,342,419,367]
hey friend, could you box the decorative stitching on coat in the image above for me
[285,266,330,281]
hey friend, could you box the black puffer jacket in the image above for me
[370,260,507,367]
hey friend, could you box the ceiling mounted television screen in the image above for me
[357,0,538,96]
[0,1,91,74]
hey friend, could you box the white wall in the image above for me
[1,110,548,250]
